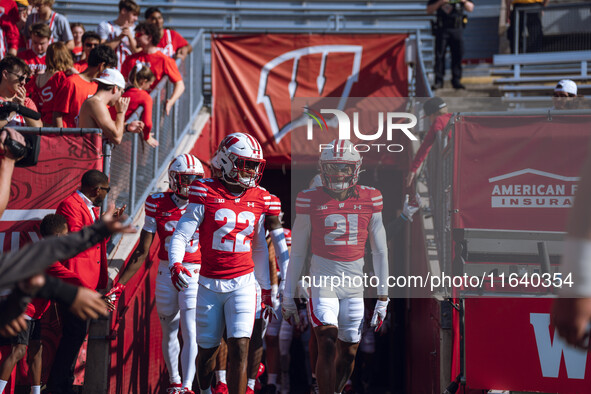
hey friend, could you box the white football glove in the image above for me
[370,299,390,332]
[401,193,421,222]
[281,296,300,326]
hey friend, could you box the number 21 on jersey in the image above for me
[325,214,358,245]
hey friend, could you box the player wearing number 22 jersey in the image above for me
[169,132,273,394]
[283,139,389,394]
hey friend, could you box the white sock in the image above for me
[268,373,278,385]
[31,386,41,394]
[247,378,256,390]
[0,380,7,394]
[200,388,212,394]
[215,369,227,384]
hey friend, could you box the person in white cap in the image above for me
[78,67,143,144]
[552,79,578,110]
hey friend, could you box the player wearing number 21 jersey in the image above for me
[169,132,273,394]
[283,139,389,394]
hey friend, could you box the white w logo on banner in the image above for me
[530,313,588,379]
[256,45,363,143]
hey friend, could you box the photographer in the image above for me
[427,0,474,90]
[0,56,42,128]
[0,127,25,218]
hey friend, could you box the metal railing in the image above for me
[107,30,205,220]
[512,2,591,54]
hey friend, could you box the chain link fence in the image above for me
[107,30,205,219]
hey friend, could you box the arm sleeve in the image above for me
[0,222,111,289]
[252,215,271,290]
[57,15,73,42]
[409,126,438,174]
[169,203,203,267]
[270,227,289,280]
[165,58,182,83]
[172,29,189,49]
[369,212,389,297]
[35,275,78,306]
[142,215,157,233]
[284,214,310,298]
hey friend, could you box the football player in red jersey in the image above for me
[169,132,279,394]
[283,139,390,394]
[108,154,204,394]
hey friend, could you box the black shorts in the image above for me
[0,318,41,346]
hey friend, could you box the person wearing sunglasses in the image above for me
[552,79,579,110]
[73,31,101,73]
[0,55,42,128]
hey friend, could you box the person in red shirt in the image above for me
[406,96,453,188]
[1,0,20,56]
[109,63,157,146]
[70,22,84,61]
[47,170,124,394]
[145,7,191,60]
[121,21,184,115]
[20,22,49,74]
[0,56,42,127]
[52,44,117,127]
[26,41,71,125]
[73,31,100,73]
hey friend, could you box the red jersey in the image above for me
[0,0,19,51]
[156,28,189,58]
[267,193,282,217]
[145,192,200,263]
[72,45,83,61]
[295,185,383,261]
[121,51,182,90]
[26,71,66,124]
[188,178,273,279]
[53,73,97,127]
[21,49,46,74]
[109,87,153,139]
[73,59,87,73]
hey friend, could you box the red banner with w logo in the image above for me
[210,33,408,167]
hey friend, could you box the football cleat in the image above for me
[166,382,182,393]
[212,382,228,394]
[168,154,204,198]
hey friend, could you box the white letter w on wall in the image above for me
[530,313,587,379]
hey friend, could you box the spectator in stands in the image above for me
[70,22,84,62]
[15,0,30,52]
[552,79,578,110]
[121,22,184,115]
[0,56,42,127]
[109,64,157,147]
[24,0,73,50]
[0,128,25,218]
[97,0,140,70]
[45,170,124,394]
[406,97,452,187]
[145,7,192,60]
[52,44,116,128]
[26,42,72,125]
[73,31,100,73]
[0,0,21,57]
[20,22,50,74]
[506,0,548,54]
[427,0,473,90]
[79,68,143,145]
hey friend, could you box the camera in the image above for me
[1,131,40,167]
[0,101,41,121]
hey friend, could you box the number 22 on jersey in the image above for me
[212,208,256,252]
